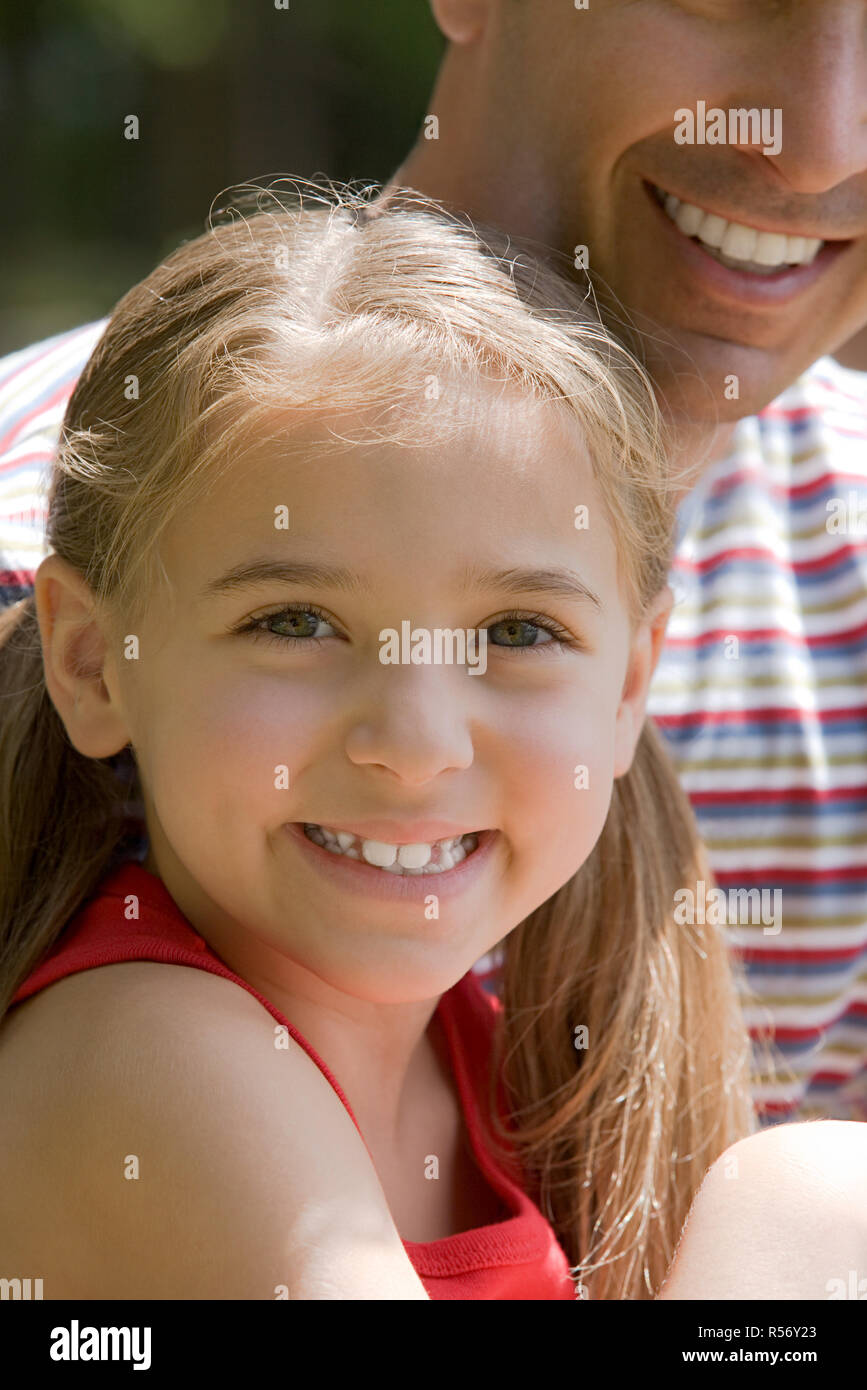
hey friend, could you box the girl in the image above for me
[0,182,863,1301]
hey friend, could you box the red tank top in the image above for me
[10,862,577,1301]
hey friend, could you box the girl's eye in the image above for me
[235,605,338,648]
[485,611,579,653]
[233,606,582,654]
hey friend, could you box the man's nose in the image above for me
[752,7,867,195]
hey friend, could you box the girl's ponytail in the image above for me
[487,718,758,1300]
[0,595,135,1016]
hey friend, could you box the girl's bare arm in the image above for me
[0,962,429,1300]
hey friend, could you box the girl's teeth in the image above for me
[655,185,823,271]
[361,840,399,867]
[302,824,478,874]
[391,842,434,869]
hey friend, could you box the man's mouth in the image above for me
[651,182,824,276]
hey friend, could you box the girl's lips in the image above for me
[642,179,853,308]
[282,821,500,901]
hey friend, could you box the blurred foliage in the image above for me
[54,0,233,68]
[0,0,445,352]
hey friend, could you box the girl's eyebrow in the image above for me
[462,564,603,612]
[201,559,367,599]
[200,558,602,611]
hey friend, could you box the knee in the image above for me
[658,1120,867,1300]
[726,1119,867,1223]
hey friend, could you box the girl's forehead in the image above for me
[179,410,600,556]
[201,384,597,505]
[156,405,621,620]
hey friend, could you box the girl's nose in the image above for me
[344,664,476,784]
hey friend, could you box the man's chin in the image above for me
[641,337,821,427]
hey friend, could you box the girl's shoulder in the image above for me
[0,956,284,1106]
[0,960,403,1297]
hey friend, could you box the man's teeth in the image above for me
[302,824,481,874]
[654,186,823,272]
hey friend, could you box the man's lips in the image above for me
[641,180,854,308]
[646,179,850,245]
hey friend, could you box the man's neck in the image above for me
[384,50,497,224]
[386,133,743,509]
[668,418,739,507]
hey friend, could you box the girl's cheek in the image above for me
[161,662,619,812]
[493,695,617,851]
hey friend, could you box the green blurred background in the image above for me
[0,0,445,354]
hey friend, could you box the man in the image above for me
[2,0,866,1124]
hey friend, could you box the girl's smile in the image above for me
[284,821,501,902]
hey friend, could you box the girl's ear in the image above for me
[429,0,492,44]
[612,584,674,779]
[34,553,132,759]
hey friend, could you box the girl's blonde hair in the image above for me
[0,178,757,1299]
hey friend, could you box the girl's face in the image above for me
[105,377,671,1002]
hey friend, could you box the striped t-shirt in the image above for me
[2,321,866,1126]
